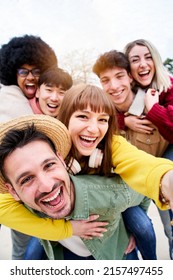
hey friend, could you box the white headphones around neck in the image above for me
[68,158,81,175]
[88,148,103,168]
[68,148,103,174]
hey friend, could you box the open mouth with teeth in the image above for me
[80,135,96,142]
[47,104,59,110]
[79,135,97,147]
[25,84,37,97]
[41,187,63,209]
[111,90,123,97]
[138,70,150,77]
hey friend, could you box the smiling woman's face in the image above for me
[17,64,40,99]
[68,106,109,157]
[128,45,155,87]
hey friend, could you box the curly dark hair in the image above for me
[0,34,58,85]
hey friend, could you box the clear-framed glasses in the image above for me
[17,68,41,77]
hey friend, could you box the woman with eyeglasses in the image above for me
[0,34,58,99]
[16,67,41,99]
[0,34,58,260]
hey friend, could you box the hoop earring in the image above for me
[88,148,103,168]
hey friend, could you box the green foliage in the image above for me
[164,58,173,74]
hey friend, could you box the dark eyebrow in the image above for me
[130,51,151,59]
[15,171,31,185]
[129,55,139,59]
[15,156,58,184]
[145,52,152,56]
[101,69,126,79]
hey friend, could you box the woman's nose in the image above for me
[87,120,99,133]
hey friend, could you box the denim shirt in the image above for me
[41,174,147,260]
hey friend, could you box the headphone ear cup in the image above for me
[88,148,103,168]
[68,158,81,174]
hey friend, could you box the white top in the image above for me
[59,236,91,257]
[0,85,33,122]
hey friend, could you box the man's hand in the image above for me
[160,170,173,210]
[70,215,108,239]
[125,115,154,134]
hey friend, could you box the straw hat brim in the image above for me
[0,115,72,193]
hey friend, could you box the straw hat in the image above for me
[0,114,72,193]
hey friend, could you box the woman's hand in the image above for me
[124,235,136,254]
[70,214,108,239]
[145,89,159,112]
[125,115,154,134]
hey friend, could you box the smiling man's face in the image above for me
[4,140,74,219]
[99,67,133,111]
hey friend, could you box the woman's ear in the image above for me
[5,183,20,201]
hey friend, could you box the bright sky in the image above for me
[0,0,173,65]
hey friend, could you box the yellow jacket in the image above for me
[0,135,172,240]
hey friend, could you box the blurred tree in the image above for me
[60,49,100,85]
[164,58,173,75]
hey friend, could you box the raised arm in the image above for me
[145,84,173,143]
[112,135,173,210]
[0,193,72,240]
[0,193,108,240]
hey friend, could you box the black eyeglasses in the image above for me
[17,68,41,77]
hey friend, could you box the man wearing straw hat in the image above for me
[0,115,173,259]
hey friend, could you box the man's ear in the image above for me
[35,88,40,98]
[56,152,66,168]
[129,73,133,84]
[5,183,20,201]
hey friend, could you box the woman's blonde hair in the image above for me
[124,39,171,93]
[58,83,118,176]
